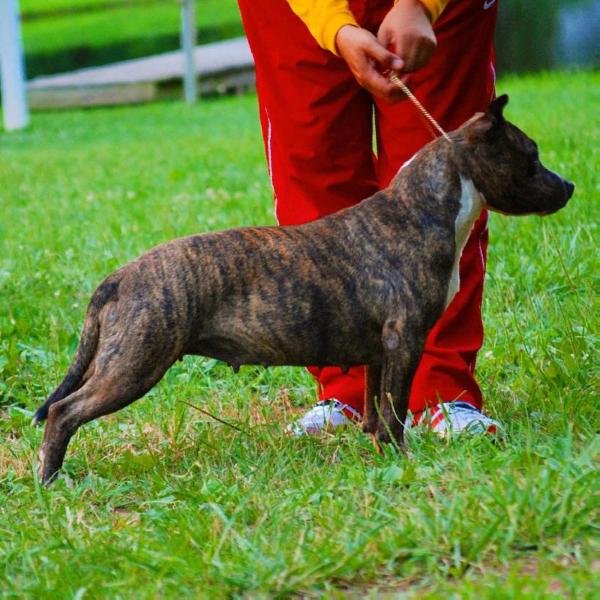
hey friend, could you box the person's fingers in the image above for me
[360,37,406,100]
[364,36,404,72]
[337,26,406,101]
[412,41,435,71]
[395,35,436,72]
[404,48,420,73]
[358,60,405,102]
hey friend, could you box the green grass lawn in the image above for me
[1,71,599,597]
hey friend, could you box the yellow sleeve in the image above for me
[287,0,449,56]
[403,0,449,23]
[286,0,359,55]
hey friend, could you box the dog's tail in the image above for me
[33,276,120,423]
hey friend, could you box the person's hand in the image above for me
[335,25,406,102]
[378,0,437,73]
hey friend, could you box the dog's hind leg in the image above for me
[38,326,180,484]
[38,358,174,484]
[33,276,118,423]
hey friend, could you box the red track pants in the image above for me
[238,0,498,415]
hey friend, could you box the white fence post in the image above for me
[181,0,197,104]
[0,0,29,130]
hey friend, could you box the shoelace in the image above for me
[320,399,362,421]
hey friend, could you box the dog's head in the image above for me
[455,95,574,215]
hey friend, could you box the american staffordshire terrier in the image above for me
[34,95,574,483]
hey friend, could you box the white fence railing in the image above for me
[0,0,29,131]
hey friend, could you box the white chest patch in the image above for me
[445,176,485,308]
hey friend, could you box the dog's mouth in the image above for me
[563,179,575,202]
[538,180,575,216]
[540,183,574,215]
[485,180,574,217]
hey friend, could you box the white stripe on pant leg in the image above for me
[264,106,279,224]
[470,212,489,373]
[479,212,488,274]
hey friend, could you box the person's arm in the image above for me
[286,0,358,56]
[287,0,448,102]
[286,0,447,56]
[410,0,447,23]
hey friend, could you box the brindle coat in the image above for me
[34,96,574,483]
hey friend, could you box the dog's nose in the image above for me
[564,180,575,199]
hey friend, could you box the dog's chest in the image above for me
[445,177,485,308]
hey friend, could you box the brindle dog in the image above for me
[34,96,574,483]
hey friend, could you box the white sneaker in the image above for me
[287,399,361,436]
[288,399,503,439]
[410,401,503,438]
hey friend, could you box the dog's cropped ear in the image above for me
[465,94,509,142]
[488,94,509,123]
[465,113,497,142]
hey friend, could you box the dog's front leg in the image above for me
[375,318,424,449]
[362,363,382,435]
[376,358,412,449]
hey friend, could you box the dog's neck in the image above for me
[391,140,485,307]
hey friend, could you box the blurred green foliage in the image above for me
[19,0,599,78]
[21,0,243,78]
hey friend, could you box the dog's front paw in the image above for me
[375,419,407,453]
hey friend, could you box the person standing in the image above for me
[237,0,502,436]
